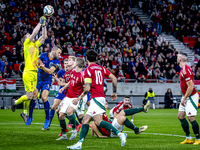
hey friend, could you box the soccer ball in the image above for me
[43,5,54,16]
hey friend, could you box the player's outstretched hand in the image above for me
[110,93,117,101]
[59,88,64,93]
[181,97,186,106]
[39,16,47,26]
[72,98,79,105]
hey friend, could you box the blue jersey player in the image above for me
[26,45,62,130]
[48,57,75,127]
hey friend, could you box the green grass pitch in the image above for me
[0,109,200,150]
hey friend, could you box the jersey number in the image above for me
[95,70,103,85]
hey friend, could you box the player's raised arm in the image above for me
[38,25,48,45]
[108,73,117,101]
[29,16,46,42]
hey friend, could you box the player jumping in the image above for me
[26,45,62,130]
[67,49,127,149]
[11,16,47,123]
[177,53,200,145]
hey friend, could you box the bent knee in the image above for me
[42,96,48,102]
[59,113,65,120]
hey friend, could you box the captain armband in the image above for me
[85,78,92,83]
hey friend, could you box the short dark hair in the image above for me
[76,57,85,68]
[124,95,130,99]
[86,49,98,62]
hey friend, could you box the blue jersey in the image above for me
[55,68,67,100]
[38,52,60,82]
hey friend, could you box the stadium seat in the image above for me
[189,37,196,41]
[182,37,189,45]
[14,64,20,71]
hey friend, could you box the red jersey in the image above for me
[180,65,197,96]
[97,113,111,136]
[113,101,133,114]
[63,69,74,93]
[84,63,111,98]
[66,70,84,98]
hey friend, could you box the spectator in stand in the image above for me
[9,34,18,46]
[193,53,199,66]
[0,55,6,74]
[194,72,200,80]
[8,49,18,70]
[132,23,140,36]
[0,1,6,12]
[2,61,11,78]
[194,37,200,53]
[3,47,12,59]
[164,88,173,108]
[67,42,74,55]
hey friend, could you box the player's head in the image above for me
[52,45,62,59]
[123,95,130,106]
[23,33,35,43]
[177,52,188,65]
[86,49,98,63]
[64,58,68,70]
[75,57,85,69]
[68,56,76,67]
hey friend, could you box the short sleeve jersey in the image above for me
[113,101,133,114]
[180,65,197,96]
[37,52,60,81]
[84,63,111,98]
[66,70,84,98]
[23,38,41,72]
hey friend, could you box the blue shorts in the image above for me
[87,92,90,102]
[36,80,51,91]
[55,93,65,100]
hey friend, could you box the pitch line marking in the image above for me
[0,122,193,138]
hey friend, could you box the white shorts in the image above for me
[75,98,87,116]
[178,93,199,116]
[109,107,115,119]
[110,118,123,137]
[86,97,106,117]
[60,97,79,114]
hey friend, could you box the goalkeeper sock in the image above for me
[79,124,89,143]
[28,100,35,118]
[99,121,120,135]
[191,120,200,139]
[23,100,30,115]
[124,107,144,116]
[180,118,191,138]
[68,113,76,130]
[15,95,28,105]
[124,118,139,132]
[49,109,55,125]
[44,101,50,120]
[60,119,66,135]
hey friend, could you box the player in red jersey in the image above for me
[67,49,127,149]
[177,53,200,145]
[91,100,150,138]
[57,57,85,141]
[110,96,134,123]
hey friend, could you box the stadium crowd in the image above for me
[0,0,199,82]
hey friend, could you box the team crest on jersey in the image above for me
[76,77,79,82]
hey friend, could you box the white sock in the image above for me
[186,136,192,140]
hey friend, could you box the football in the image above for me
[43,5,54,16]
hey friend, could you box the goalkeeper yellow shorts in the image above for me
[22,71,37,92]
